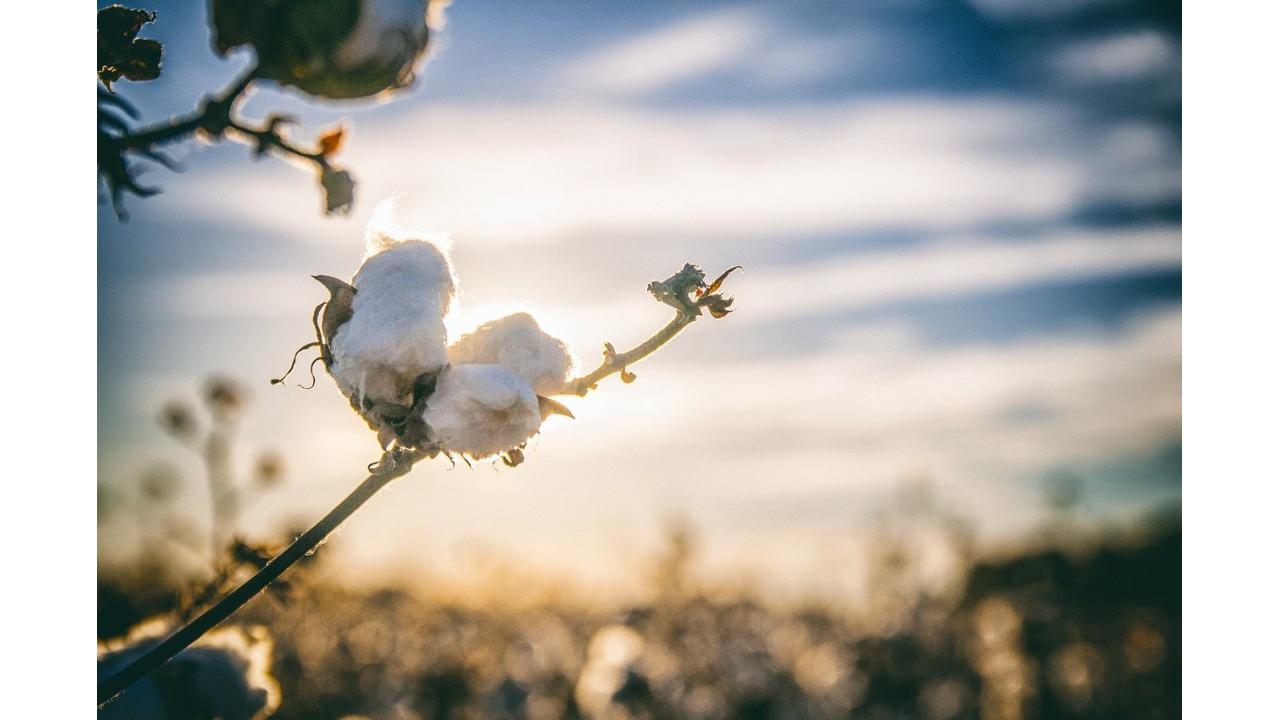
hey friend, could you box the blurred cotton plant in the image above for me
[98,377,297,641]
[157,377,287,561]
[99,624,280,720]
[97,0,450,218]
[99,208,741,707]
[212,0,450,100]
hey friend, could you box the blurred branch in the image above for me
[559,264,740,396]
[118,68,255,150]
[99,66,354,219]
[204,412,238,556]
[97,444,432,708]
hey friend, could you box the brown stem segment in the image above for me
[97,447,430,708]
[108,65,336,183]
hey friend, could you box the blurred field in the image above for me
[100,468,1178,720]
[273,521,1178,720]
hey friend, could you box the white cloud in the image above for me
[182,97,1113,249]
[565,305,1181,503]
[1050,29,1179,85]
[1085,121,1181,204]
[324,305,1179,595]
[121,224,1179,360]
[735,225,1180,323]
[748,34,864,87]
[561,8,766,95]
[967,0,1122,22]
[110,302,1174,598]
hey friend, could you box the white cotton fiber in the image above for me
[448,312,574,395]
[422,364,542,458]
[329,237,456,408]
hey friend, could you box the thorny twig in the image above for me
[98,65,352,219]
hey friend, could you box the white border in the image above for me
[1183,1,1280,715]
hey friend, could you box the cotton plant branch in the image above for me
[97,0,447,220]
[98,66,355,219]
[560,264,741,397]
[97,262,740,708]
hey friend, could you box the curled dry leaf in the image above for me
[703,265,743,296]
[317,125,348,158]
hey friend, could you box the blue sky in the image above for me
[99,0,1180,597]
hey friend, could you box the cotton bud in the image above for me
[99,625,280,720]
[211,0,449,100]
[421,364,544,459]
[448,313,575,395]
[326,235,455,439]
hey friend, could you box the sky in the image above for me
[98,0,1181,599]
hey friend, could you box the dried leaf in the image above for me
[702,294,735,319]
[705,265,743,296]
[317,125,347,157]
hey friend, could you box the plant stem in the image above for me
[560,311,697,396]
[118,67,256,150]
[97,447,429,708]
[101,64,339,217]
[205,417,238,560]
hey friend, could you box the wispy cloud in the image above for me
[179,96,1167,249]
[101,299,1180,592]
[560,8,766,96]
[555,5,882,98]
[1050,29,1179,85]
[733,226,1179,324]
[967,0,1123,22]
[120,225,1179,358]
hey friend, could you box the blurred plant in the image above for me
[102,506,1180,719]
[158,376,287,560]
[1042,470,1088,551]
[650,517,699,602]
[99,377,294,641]
[100,229,743,706]
[96,1,450,219]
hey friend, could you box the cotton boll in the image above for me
[99,625,280,720]
[422,364,543,459]
[328,237,456,420]
[448,313,575,395]
[211,0,450,100]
